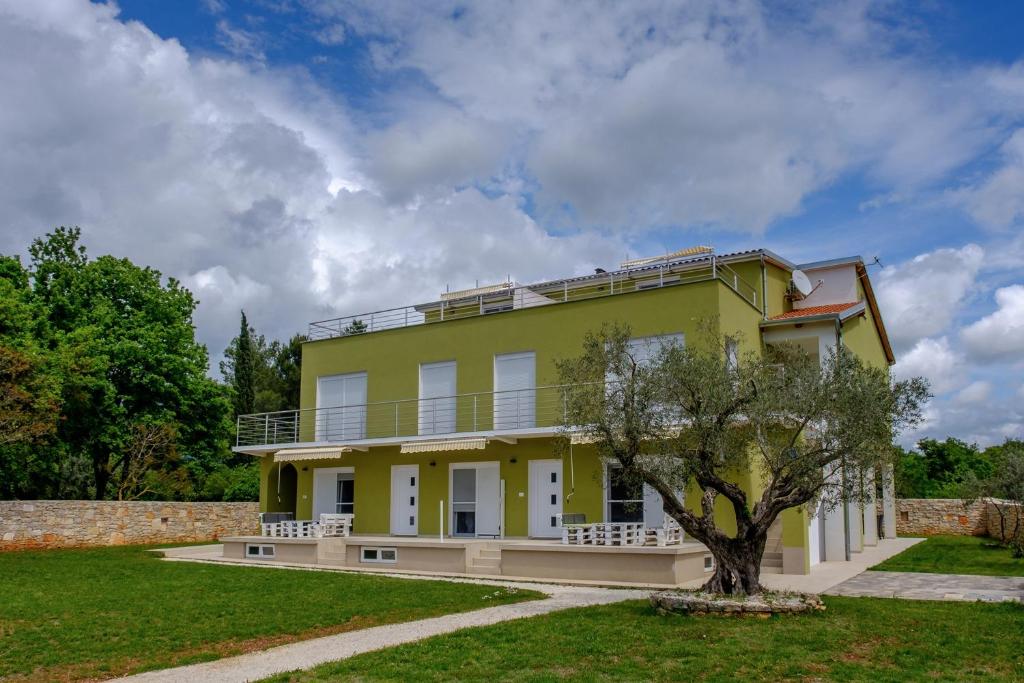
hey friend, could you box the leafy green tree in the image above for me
[963,440,1024,550]
[895,438,993,498]
[274,333,306,409]
[557,324,928,595]
[222,324,306,414]
[23,227,232,500]
[0,256,63,497]
[343,319,367,335]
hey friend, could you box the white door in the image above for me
[419,361,456,435]
[475,464,501,537]
[494,352,535,429]
[316,372,367,440]
[643,484,664,528]
[529,459,563,537]
[312,467,354,519]
[451,463,501,537]
[390,465,419,536]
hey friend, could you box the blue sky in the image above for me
[1,1,1022,445]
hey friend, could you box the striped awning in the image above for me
[569,432,597,445]
[273,446,352,462]
[400,438,488,454]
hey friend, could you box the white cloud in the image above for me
[961,285,1024,362]
[875,245,984,351]
[892,337,965,395]
[320,2,1021,233]
[953,380,992,406]
[956,128,1024,231]
[0,0,628,368]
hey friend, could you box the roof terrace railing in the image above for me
[236,384,575,448]
[307,257,759,341]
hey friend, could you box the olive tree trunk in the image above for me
[699,534,768,595]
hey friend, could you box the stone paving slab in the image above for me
[826,570,1024,603]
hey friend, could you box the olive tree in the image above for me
[557,323,929,595]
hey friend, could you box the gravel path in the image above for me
[826,570,1024,602]
[117,580,646,683]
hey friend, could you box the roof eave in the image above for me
[855,262,896,365]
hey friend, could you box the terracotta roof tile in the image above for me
[769,302,859,321]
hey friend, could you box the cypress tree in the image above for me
[233,311,256,417]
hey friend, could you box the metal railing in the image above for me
[308,257,759,341]
[236,385,574,447]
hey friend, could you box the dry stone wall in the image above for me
[895,498,1023,538]
[895,499,988,536]
[0,500,259,550]
[986,500,1023,542]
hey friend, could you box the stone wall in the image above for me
[986,500,1023,542]
[895,498,988,536]
[0,500,259,550]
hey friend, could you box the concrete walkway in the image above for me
[827,570,1024,602]
[119,578,646,683]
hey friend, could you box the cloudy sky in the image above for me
[1,0,1022,446]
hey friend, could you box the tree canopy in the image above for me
[0,228,236,500]
[557,323,929,595]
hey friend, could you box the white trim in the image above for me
[390,464,419,536]
[315,371,368,441]
[418,360,456,435]
[233,426,559,455]
[528,459,563,538]
[245,543,276,559]
[360,546,397,564]
[312,466,354,520]
[448,461,501,537]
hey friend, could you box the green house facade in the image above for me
[233,247,897,577]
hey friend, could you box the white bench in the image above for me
[316,513,353,538]
[648,516,684,547]
[260,515,353,539]
[561,521,646,546]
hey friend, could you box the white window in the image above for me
[245,544,275,559]
[725,338,738,372]
[704,555,715,572]
[419,361,457,435]
[627,333,684,366]
[336,473,354,515]
[605,465,644,523]
[361,547,397,563]
[494,352,535,429]
[316,372,367,440]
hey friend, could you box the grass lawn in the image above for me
[0,545,540,682]
[872,535,1024,576]
[268,597,1024,682]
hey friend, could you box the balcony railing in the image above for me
[236,385,574,448]
[307,258,759,341]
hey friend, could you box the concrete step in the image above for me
[471,556,501,568]
[760,566,783,574]
[478,549,501,559]
[469,564,502,576]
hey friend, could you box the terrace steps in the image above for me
[469,547,503,575]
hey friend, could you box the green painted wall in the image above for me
[840,281,891,369]
[256,254,891,559]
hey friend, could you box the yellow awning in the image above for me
[440,281,513,301]
[400,438,488,453]
[273,446,352,462]
[569,432,597,445]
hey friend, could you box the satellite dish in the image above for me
[791,269,814,297]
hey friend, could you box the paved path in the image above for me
[118,580,646,683]
[826,570,1024,602]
